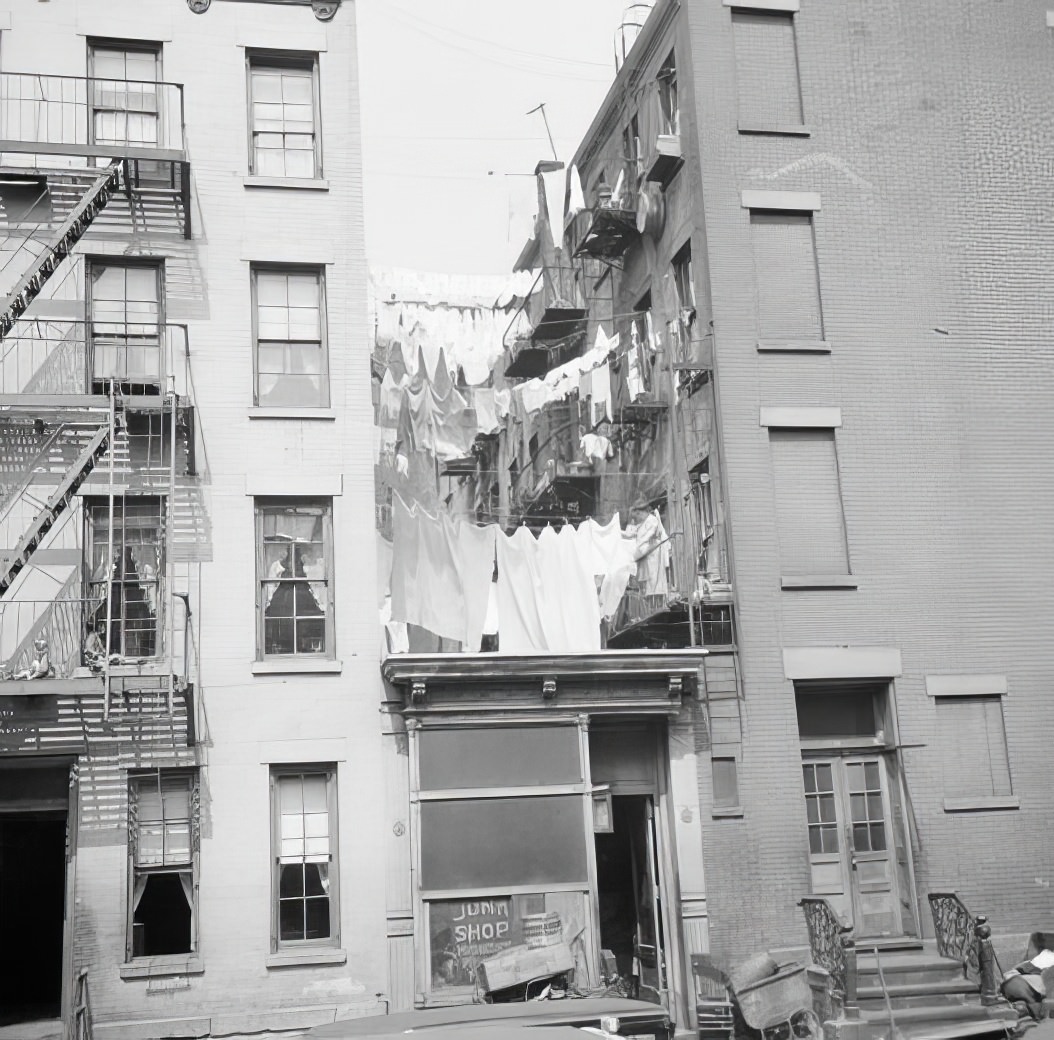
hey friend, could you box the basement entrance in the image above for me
[0,763,71,1026]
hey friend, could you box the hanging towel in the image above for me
[376,533,393,608]
[389,495,420,626]
[452,521,497,652]
[568,163,586,217]
[634,509,671,597]
[496,526,549,652]
[493,387,512,420]
[541,166,568,250]
[590,360,613,424]
[416,511,466,642]
[549,525,600,651]
[473,388,500,436]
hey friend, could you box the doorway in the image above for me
[595,795,666,1002]
[0,814,67,1024]
[802,756,902,937]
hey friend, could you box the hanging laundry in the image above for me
[591,359,613,423]
[518,378,553,415]
[626,330,645,402]
[451,521,497,652]
[580,432,614,463]
[472,388,500,436]
[431,346,454,397]
[376,532,393,608]
[541,166,568,249]
[568,164,586,218]
[632,507,671,597]
[482,580,499,637]
[493,387,512,420]
[378,369,406,426]
[389,495,420,627]
[380,598,410,656]
[496,525,549,653]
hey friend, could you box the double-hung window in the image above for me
[672,242,696,363]
[88,41,162,151]
[271,767,339,948]
[128,770,198,959]
[86,496,165,660]
[88,259,165,391]
[255,498,334,659]
[252,266,329,408]
[248,53,321,179]
[658,51,679,136]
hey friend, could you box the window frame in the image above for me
[86,38,163,151]
[254,497,335,661]
[934,694,1017,811]
[270,765,340,951]
[246,50,323,179]
[126,768,199,963]
[250,263,330,409]
[84,494,167,661]
[657,51,679,137]
[671,241,696,362]
[86,256,166,391]
[730,7,806,133]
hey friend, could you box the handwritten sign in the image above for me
[429,898,519,989]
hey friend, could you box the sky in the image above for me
[356,0,632,277]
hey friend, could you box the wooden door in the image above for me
[802,756,902,936]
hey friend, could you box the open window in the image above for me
[271,766,340,949]
[86,496,165,661]
[128,770,197,960]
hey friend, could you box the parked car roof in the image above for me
[308,998,671,1039]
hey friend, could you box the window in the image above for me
[252,266,329,407]
[731,9,803,128]
[658,51,679,136]
[769,429,849,575]
[711,758,739,810]
[672,242,696,363]
[255,498,333,659]
[88,260,164,391]
[248,53,321,178]
[750,210,823,342]
[936,696,1012,801]
[628,293,654,395]
[88,41,162,150]
[271,767,339,947]
[128,771,197,959]
[86,496,165,659]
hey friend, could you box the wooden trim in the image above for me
[761,406,841,428]
[738,123,811,136]
[418,784,587,801]
[419,882,590,901]
[247,474,342,496]
[924,674,1008,698]
[781,574,858,590]
[741,189,821,211]
[382,649,707,686]
[942,796,1019,813]
[757,340,830,353]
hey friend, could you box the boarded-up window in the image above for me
[731,9,803,126]
[711,758,739,810]
[770,429,848,574]
[936,697,1011,799]
[750,210,823,341]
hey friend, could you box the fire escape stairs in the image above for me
[0,423,112,596]
[0,163,121,341]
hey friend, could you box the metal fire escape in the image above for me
[0,70,194,699]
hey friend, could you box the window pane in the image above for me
[280,863,304,898]
[712,757,739,809]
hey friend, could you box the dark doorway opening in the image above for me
[0,814,67,1024]
[594,795,664,1003]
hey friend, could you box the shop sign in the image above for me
[429,898,517,989]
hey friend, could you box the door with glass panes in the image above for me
[802,756,901,937]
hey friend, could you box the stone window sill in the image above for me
[738,123,811,137]
[120,955,204,979]
[266,947,346,969]
[248,407,336,421]
[244,175,329,191]
[712,807,744,819]
[757,340,831,354]
[943,796,1019,813]
[252,658,343,676]
[781,575,859,590]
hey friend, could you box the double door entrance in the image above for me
[802,754,915,938]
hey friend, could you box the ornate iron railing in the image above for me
[928,892,981,982]
[799,897,856,1011]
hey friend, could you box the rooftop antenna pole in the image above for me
[527,103,559,162]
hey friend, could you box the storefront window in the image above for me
[428,891,590,992]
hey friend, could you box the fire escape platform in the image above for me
[0,140,186,163]
[0,393,177,412]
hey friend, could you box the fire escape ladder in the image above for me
[0,164,121,341]
[0,422,112,595]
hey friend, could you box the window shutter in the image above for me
[937,698,1011,798]
[732,9,803,126]
[770,429,848,574]
[751,210,822,341]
